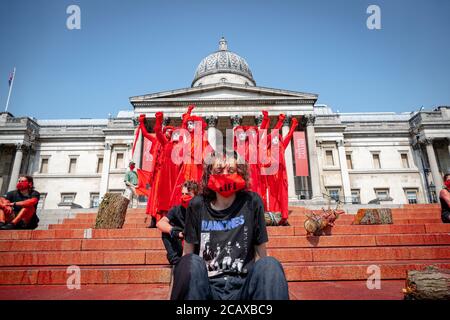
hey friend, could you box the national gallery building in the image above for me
[1,38,449,210]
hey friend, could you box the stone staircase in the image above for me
[0,203,449,299]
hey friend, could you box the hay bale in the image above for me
[94,193,130,229]
[403,266,450,300]
[352,208,393,225]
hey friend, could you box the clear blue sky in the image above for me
[1,0,449,119]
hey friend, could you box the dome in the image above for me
[192,37,255,87]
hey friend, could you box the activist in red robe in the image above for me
[169,113,212,208]
[262,115,298,224]
[138,106,194,223]
[138,114,163,220]
[233,110,270,199]
[258,112,286,211]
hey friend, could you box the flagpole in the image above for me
[5,67,16,112]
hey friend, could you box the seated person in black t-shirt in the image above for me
[0,175,40,230]
[156,180,200,265]
[171,151,289,300]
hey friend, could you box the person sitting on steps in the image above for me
[0,175,40,230]
[157,180,200,265]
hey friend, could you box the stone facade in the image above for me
[0,39,449,210]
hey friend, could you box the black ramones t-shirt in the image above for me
[184,191,268,278]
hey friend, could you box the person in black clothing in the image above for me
[0,175,40,230]
[171,151,289,300]
[439,173,450,223]
[156,180,200,265]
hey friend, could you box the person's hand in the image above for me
[179,232,184,239]
[155,112,163,119]
[170,227,183,239]
[291,117,298,127]
[187,104,195,113]
[138,114,146,124]
[278,113,286,122]
[262,110,268,118]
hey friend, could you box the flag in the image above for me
[8,71,14,87]
[135,169,152,197]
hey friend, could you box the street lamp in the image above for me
[429,182,437,203]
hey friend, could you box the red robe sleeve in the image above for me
[260,110,269,130]
[273,114,286,130]
[282,117,298,148]
[181,104,195,129]
[139,116,157,145]
[154,112,168,146]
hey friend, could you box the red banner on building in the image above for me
[293,131,309,176]
[142,134,155,172]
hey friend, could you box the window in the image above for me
[108,189,125,195]
[61,193,76,204]
[90,193,100,208]
[37,193,47,210]
[327,188,340,202]
[375,189,390,200]
[325,150,334,166]
[97,157,104,173]
[401,153,410,168]
[372,153,381,169]
[68,158,77,173]
[351,189,360,204]
[346,154,353,169]
[405,189,418,204]
[115,153,124,169]
[40,158,49,173]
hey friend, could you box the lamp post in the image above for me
[429,182,437,203]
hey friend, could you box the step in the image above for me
[293,224,450,235]
[0,223,448,242]
[0,281,408,300]
[1,245,448,267]
[1,260,449,285]
[1,233,449,252]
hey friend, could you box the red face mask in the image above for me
[445,180,450,189]
[181,194,193,208]
[130,165,135,171]
[207,173,246,198]
[16,181,29,191]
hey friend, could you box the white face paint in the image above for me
[272,136,279,145]
[172,132,180,141]
[238,132,247,141]
[187,121,195,132]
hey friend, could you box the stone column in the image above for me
[99,142,112,199]
[132,118,143,168]
[337,140,351,203]
[424,138,442,188]
[282,116,297,199]
[230,115,243,128]
[447,138,450,159]
[206,115,219,151]
[8,143,24,191]
[254,114,263,127]
[304,115,323,201]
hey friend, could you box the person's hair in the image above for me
[444,173,450,181]
[20,175,34,190]
[182,180,200,195]
[201,150,249,202]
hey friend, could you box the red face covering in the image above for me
[445,180,450,189]
[181,194,193,208]
[16,181,29,191]
[207,173,246,198]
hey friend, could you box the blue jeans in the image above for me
[170,254,289,300]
